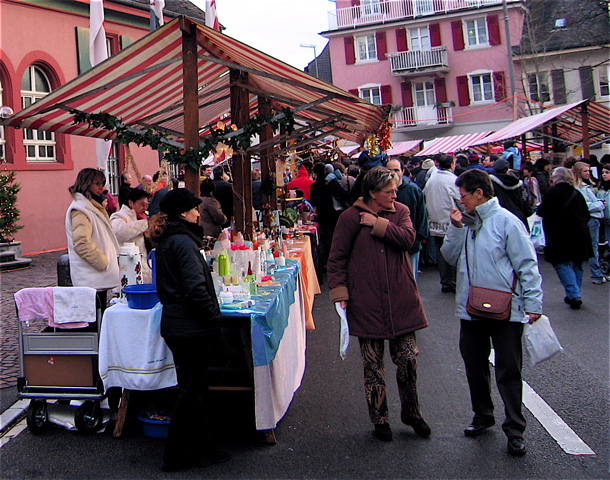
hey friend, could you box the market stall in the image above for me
[98,235,319,442]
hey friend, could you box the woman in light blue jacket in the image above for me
[573,162,607,283]
[441,169,543,457]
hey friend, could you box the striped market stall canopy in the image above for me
[387,140,423,156]
[472,100,610,149]
[417,131,493,156]
[2,16,388,151]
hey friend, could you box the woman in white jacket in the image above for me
[110,188,152,283]
[65,168,120,300]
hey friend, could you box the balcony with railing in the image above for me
[388,46,449,76]
[327,0,516,30]
[391,105,453,128]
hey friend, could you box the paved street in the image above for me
[0,250,608,479]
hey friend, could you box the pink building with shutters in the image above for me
[321,0,527,143]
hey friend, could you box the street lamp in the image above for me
[300,43,318,78]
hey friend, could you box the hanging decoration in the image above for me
[366,133,380,157]
[71,108,295,171]
[377,119,393,153]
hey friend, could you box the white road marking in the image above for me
[490,349,595,456]
[522,382,595,455]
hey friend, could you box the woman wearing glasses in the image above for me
[110,188,152,283]
[327,166,431,442]
[65,168,120,299]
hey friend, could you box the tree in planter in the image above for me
[0,172,23,243]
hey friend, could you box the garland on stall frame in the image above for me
[71,108,296,171]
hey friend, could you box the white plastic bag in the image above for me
[523,315,563,366]
[335,303,349,360]
[528,214,545,251]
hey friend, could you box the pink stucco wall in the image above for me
[327,2,526,127]
[2,1,161,254]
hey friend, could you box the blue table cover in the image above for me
[220,259,300,367]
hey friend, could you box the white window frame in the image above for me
[598,65,610,98]
[527,71,551,103]
[362,0,381,16]
[469,71,494,103]
[414,81,435,107]
[409,27,431,51]
[106,143,121,196]
[465,18,489,48]
[21,65,56,162]
[359,84,382,105]
[356,34,377,63]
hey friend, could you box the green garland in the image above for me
[71,108,295,171]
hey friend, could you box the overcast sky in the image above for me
[190,0,333,70]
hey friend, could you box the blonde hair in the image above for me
[362,166,400,202]
[571,162,589,187]
[68,168,105,199]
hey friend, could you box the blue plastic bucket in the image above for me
[137,414,170,438]
[122,284,159,309]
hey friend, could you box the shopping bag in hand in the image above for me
[335,303,349,360]
[523,315,563,366]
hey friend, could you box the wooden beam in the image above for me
[581,101,590,158]
[182,17,200,195]
[258,96,275,225]
[230,68,253,239]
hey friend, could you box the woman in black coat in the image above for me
[537,167,593,309]
[148,188,230,472]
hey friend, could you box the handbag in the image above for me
[465,235,516,321]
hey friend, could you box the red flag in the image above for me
[205,0,220,31]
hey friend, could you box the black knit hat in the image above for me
[159,188,202,218]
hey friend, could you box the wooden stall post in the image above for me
[581,101,590,159]
[181,19,200,195]
[230,69,253,239]
[258,96,275,228]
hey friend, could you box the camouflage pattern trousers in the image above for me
[358,333,423,425]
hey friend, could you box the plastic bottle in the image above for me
[275,252,286,267]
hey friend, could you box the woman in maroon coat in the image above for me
[328,167,430,442]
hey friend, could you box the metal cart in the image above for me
[16,289,107,435]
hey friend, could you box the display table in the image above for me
[99,252,317,442]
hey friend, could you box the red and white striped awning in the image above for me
[472,100,610,147]
[417,131,493,156]
[387,140,423,156]
[3,16,387,149]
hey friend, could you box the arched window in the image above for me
[21,65,56,162]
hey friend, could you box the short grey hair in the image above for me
[551,167,574,186]
[362,166,400,201]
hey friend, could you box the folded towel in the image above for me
[53,287,97,324]
[14,288,54,322]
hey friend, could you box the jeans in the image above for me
[552,261,584,300]
[409,251,420,283]
[588,218,603,280]
[433,235,456,290]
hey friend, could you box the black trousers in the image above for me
[433,235,456,289]
[162,335,215,466]
[459,319,525,437]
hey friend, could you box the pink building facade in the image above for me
[0,1,203,254]
[322,0,527,142]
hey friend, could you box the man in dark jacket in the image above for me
[212,165,233,227]
[490,159,534,230]
[387,159,428,281]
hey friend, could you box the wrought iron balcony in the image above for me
[327,0,515,30]
[391,105,453,128]
[388,47,449,76]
